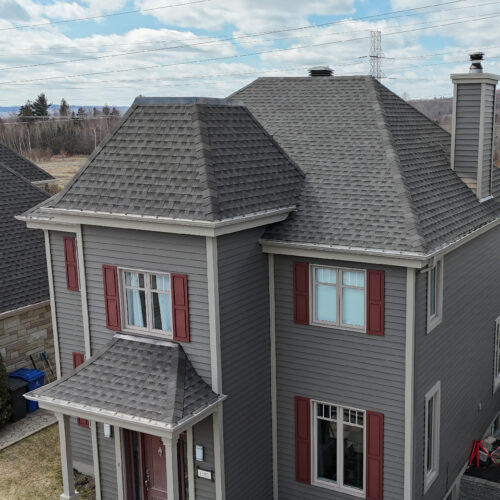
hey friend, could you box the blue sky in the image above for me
[0,0,499,106]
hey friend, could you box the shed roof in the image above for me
[232,76,499,254]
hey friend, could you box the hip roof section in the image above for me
[44,98,304,222]
[232,76,498,254]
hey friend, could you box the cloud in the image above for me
[135,0,356,32]
[0,1,30,21]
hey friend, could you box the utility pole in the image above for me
[370,30,383,81]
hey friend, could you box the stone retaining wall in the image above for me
[0,302,54,375]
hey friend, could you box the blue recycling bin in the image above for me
[8,368,45,412]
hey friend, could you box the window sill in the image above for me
[424,469,439,494]
[427,315,442,334]
[121,327,173,341]
[311,479,365,498]
[310,320,366,334]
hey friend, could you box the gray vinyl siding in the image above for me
[193,415,216,500]
[97,425,118,500]
[49,230,94,470]
[217,228,273,499]
[413,226,500,500]
[454,83,481,192]
[274,256,407,500]
[81,225,211,384]
[481,84,496,197]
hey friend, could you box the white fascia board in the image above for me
[260,240,427,268]
[29,394,226,438]
[17,206,293,237]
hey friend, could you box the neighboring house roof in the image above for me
[0,164,50,314]
[27,335,223,429]
[232,76,499,254]
[0,142,54,183]
[38,97,303,222]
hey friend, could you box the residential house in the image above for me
[21,55,500,500]
[0,146,55,373]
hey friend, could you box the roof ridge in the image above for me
[368,78,427,253]
[190,104,220,221]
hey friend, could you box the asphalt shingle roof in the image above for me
[0,164,50,314]
[232,76,499,254]
[29,335,220,426]
[0,142,54,183]
[44,97,304,221]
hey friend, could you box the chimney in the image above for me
[450,53,498,200]
[309,66,333,77]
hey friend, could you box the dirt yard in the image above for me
[36,155,87,188]
[0,424,95,499]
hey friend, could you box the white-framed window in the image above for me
[424,381,441,492]
[494,317,500,392]
[120,268,173,337]
[312,266,366,331]
[427,258,443,333]
[312,401,366,496]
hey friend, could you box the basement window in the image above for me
[427,258,443,333]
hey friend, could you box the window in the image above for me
[313,401,365,495]
[121,269,172,336]
[424,381,441,492]
[312,266,366,330]
[427,258,443,333]
[494,317,500,391]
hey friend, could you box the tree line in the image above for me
[0,93,123,159]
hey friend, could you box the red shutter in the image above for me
[102,265,121,331]
[367,270,385,336]
[172,274,190,342]
[366,411,384,500]
[293,262,309,325]
[72,353,89,428]
[63,236,79,291]
[295,396,311,484]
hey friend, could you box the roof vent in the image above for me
[309,66,333,77]
[469,52,484,73]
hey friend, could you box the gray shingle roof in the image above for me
[0,142,54,183]
[28,335,220,426]
[232,76,499,254]
[43,97,303,221]
[0,164,50,313]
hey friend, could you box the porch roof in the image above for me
[25,334,223,432]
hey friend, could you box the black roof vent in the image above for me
[469,52,484,73]
[309,66,333,77]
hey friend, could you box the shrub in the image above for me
[0,353,11,425]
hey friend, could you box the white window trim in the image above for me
[311,400,366,498]
[310,265,367,333]
[427,258,444,334]
[424,381,441,493]
[119,266,173,339]
[494,317,500,392]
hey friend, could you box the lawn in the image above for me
[0,424,95,500]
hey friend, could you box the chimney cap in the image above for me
[309,66,333,77]
[469,52,484,73]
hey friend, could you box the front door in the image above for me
[142,434,168,500]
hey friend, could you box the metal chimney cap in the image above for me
[469,52,484,73]
[309,66,333,77]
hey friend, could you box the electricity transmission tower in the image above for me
[370,31,383,81]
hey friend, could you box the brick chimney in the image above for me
[450,53,498,200]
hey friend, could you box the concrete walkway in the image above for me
[0,408,57,451]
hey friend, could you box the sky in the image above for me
[0,0,500,108]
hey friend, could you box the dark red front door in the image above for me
[142,434,167,500]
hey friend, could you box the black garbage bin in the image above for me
[7,377,28,422]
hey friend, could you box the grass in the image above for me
[36,155,87,188]
[0,424,95,500]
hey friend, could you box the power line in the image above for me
[1,9,499,87]
[0,0,212,32]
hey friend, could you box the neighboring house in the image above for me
[0,153,55,373]
[20,54,500,500]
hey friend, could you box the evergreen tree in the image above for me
[102,104,110,116]
[18,100,34,122]
[0,354,11,426]
[76,107,87,118]
[32,93,49,117]
[110,107,121,117]
[59,98,70,117]
[92,107,100,117]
